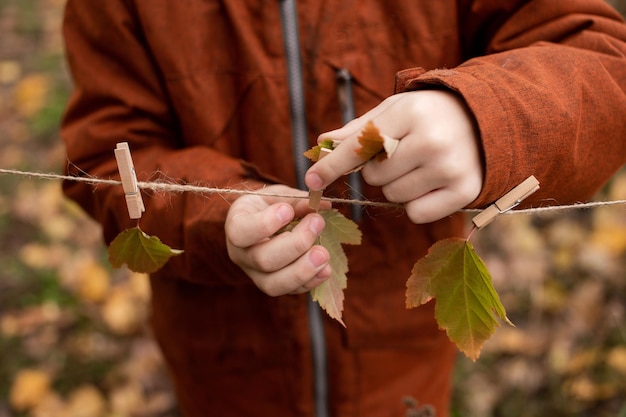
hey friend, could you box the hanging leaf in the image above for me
[310,209,362,326]
[406,237,513,361]
[320,209,362,246]
[108,227,183,274]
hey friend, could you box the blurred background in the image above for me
[0,1,625,416]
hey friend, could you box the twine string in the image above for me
[1,168,626,214]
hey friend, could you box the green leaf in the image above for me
[108,227,183,274]
[303,138,335,162]
[311,209,362,326]
[406,237,512,361]
[321,209,362,245]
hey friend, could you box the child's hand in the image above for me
[225,185,331,296]
[305,90,483,224]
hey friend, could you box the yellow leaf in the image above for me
[101,287,145,335]
[10,369,52,411]
[0,144,25,168]
[41,214,75,242]
[110,383,144,416]
[129,272,151,301]
[607,346,626,375]
[31,392,66,417]
[19,243,55,269]
[76,261,111,303]
[607,169,626,200]
[13,73,51,117]
[0,60,22,84]
[65,385,106,417]
[590,208,626,256]
[566,376,617,401]
[19,243,70,271]
[565,349,600,374]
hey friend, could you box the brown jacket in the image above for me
[62,1,626,416]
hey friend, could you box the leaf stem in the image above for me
[465,225,478,242]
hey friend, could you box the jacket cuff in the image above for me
[394,67,426,94]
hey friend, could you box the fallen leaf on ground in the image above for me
[10,369,52,411]
[65,385,106,417]
[76,261,110,303]
[101,287,145,335]
[13,73,51,117]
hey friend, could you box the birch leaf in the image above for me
[311,209,362,326]
[108,227,183,274]
[406,237,513,361]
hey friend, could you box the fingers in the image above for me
[305,95,408,191]
[235,213,325,272]
[236,213,331,296]
[367,169,480,224]
[304,138,365,190]
[226,202,295,248]
[403,186,477,224]
[226,199,332,296]
[363,140,470,202]
[306,90,483,224]
[255,245,331,296]
[225,182,325,247]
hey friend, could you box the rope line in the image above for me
[1,168,625,214]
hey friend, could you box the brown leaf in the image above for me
[356,121,385,161]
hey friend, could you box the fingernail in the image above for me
[309,247,328,268]
[308,215,325,235]
[276,204,292,223]
[306,173,324,190]
[315,265,331,280]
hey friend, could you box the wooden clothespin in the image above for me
[114,142,145,220]
[472,175,540,229]
[308,147,333,211]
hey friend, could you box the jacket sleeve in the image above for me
[397,0,626,208]
[61,0,264,285]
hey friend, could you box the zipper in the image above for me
[336,69,363,221]
[278,1,330,417]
